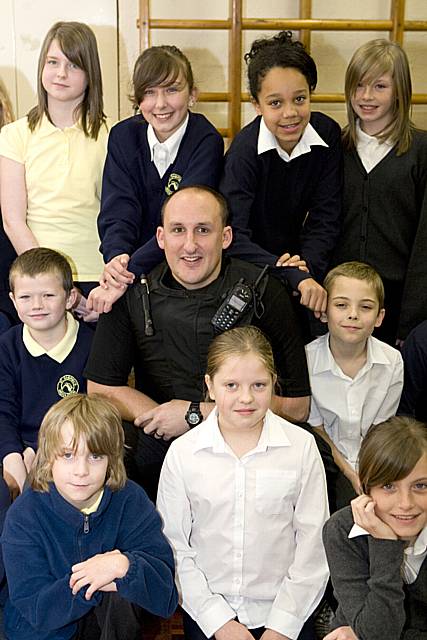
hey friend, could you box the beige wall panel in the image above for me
[0,0,18,118]
[118,0,139,118]
[150,0,228,19]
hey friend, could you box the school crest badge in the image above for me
[165,172,182,196]
[57,375,79,398]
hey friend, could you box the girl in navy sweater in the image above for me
[1,394,178,640]
[92,45,224,313]
[220,31,342,321]
[323,416,427,640]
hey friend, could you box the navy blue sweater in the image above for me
[220,113,342,285]
[2,481,178,640]
[98,112,224,275]
[0,322,93,460]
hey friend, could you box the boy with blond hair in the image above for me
[2,394,177,639]
[306,262,403,501]
[0,248,93,498]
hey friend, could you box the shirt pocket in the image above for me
[255,470,296,515]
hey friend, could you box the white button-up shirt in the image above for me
[355,119,393,173]
[306,333,404,468]
[157,409,329,639]
[147,114,189,177]
[257,116,329,163]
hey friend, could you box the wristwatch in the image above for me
[185,401,203,428]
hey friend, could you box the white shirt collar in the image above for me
[348,522,369,539]
[355,119,393,173]
[310,333,390,377]
[405,525,427,557]
[257,116,328,163]
[147,114,189,165]
[192,408,292,455]
[348,522,427,557]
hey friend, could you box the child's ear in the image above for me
[9,291,17,310]
[65,288,77,311]
[188,87,199,108]
[375,308,385,328]
[253,99,262,116]
[205,374,215,401]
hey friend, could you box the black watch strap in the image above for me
[185,401,203,428]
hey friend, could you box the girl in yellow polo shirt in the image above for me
[0,21,110,316]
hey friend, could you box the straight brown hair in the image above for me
[358,417,427,494]
[28,21,106,140]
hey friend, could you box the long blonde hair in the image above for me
[343,39,413,155]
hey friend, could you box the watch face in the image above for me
[188,412,201,425]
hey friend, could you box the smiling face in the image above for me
[205,352,274,435]
[369,454,427,542]
[10,271,75,344]
[254,66,311,154]
[42,39,88,111]
[156,189,232,289]
[326,276,384,348]
[139,74,196,142]
[351,72,395,136]
[51,420,108,511]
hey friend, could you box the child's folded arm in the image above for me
[110,486,179,618]
[323,510,407,640]
[2,537,101,632]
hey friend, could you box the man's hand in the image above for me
[324,626,359,640]
[70,549,129,600]
[297,278,327,318]
[260,630,290,640]
[351,494,398,540]
[276,253,309,272]
[134,399,191,440]
[100,254,134,289]
[87,285,126,314]
[215,620,255,640]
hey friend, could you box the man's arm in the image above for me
[87,381,214,439]
[87,380,158,423]
[255,275,311,423]
[312,425,360,494]
[271,395,310,423]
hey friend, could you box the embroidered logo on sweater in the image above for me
[57,375,79,398]
[165,173,182,196]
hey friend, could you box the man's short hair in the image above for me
[324,261,384,310]
[9,248,74,295]
[160,185,230,227]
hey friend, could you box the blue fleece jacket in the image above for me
[2,481,178,640]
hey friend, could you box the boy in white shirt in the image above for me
[306,262,403,502]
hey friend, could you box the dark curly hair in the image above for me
[245,30,317,100]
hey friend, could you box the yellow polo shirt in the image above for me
[0,116,111,281]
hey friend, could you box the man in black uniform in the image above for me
[85,186,310,498]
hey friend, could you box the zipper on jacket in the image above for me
[83,515,90,534]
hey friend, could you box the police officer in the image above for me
[86,186,310,498]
